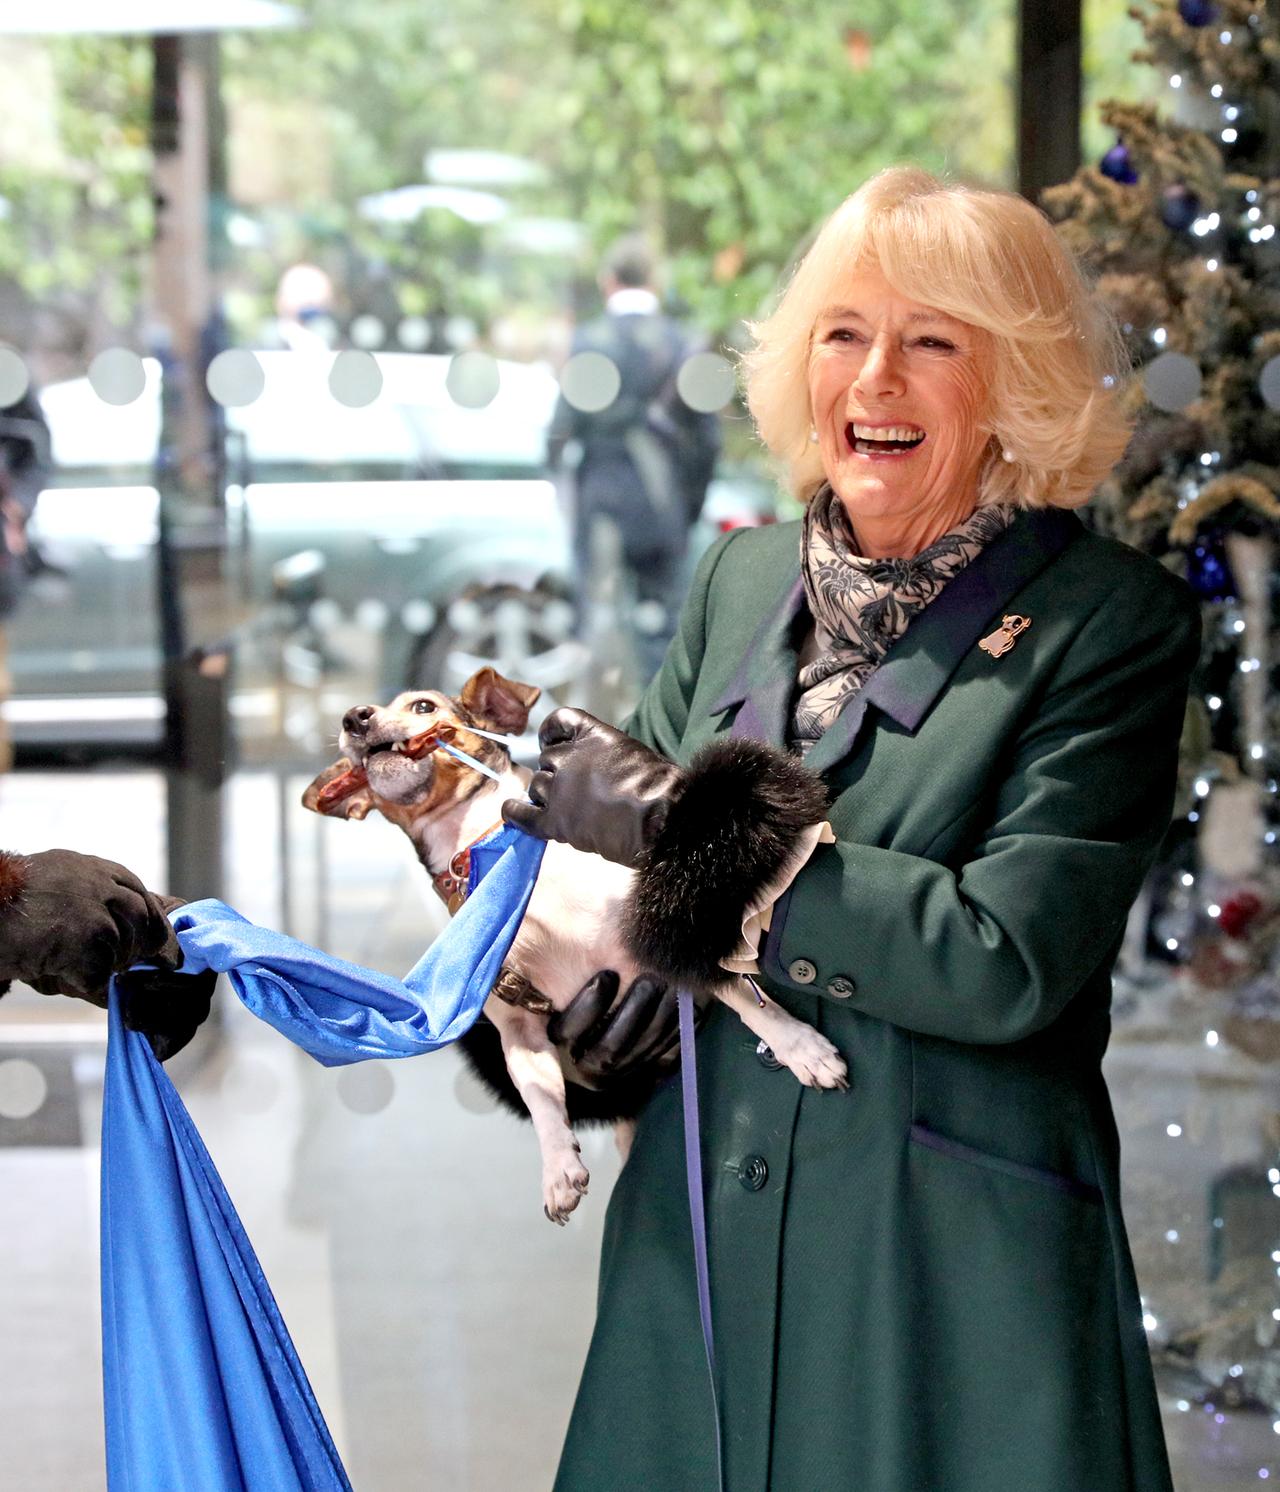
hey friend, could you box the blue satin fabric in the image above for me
[100,822,544,1490]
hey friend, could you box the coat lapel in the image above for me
[709,508,1081,766]
[712,574,807,748]
[801,508,1082,775]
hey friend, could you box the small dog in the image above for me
[304,667,847,1223]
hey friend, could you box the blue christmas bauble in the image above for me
[1100,140,1139,185]
[1160,184,1200,232]
[1178,0,1216,25]
[1187,530,1237,602]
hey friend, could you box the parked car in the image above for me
[6,347,775,757]
[7,351,571,754]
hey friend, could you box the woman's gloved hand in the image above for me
[461,968,693,1125]
[0,849,181,1004]
[549,969,683,1084]
[507,716,829,992]
[501,708,686,868]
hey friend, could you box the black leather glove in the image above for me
[0,849,182,1004]
[501,707,686,867]
[116,961,216,1063]
[458,970,687,1125]
[549,969,683,1084]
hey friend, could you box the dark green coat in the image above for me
[555,509,1200,1492]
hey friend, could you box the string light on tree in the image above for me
[1045,0,1280,1423]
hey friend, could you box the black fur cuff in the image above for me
[0,851,28,910]
[622,738,827,988]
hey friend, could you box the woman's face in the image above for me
[807,266,992,548]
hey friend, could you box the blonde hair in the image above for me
[743,166,1131,509]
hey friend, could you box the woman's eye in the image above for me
[412,699,436,715]
[826,328,862,345]
[915,337,956,352]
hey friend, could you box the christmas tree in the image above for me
[1044,0,1280,909]
[1044,2,1280,1428]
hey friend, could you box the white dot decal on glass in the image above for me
[446,350,500,409]
[559,350,621,413]
[349,314,385,350]
[355,598,389,631]
[397,316,431,351]
[206,348,265,408]
[0,345,31,406]
[88,348,146,407]
[329,350,383,408]
[1260,356,1280,411]
[676,351,735,413]
[400,599,437,634]
[336,1063,394,1115]
[1143,352,1202,413]
[0,1058,47,1119]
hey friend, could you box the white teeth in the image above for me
[391,740,405,754]
[851,423,925,443]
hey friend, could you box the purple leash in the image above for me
[678,987,726,1492]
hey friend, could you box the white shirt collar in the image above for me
[605,287,660,316]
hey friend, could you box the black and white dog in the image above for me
[304,667,845,1223]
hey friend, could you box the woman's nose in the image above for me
[854,339,905,400]
[343,705,377,735]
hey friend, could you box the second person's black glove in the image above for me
[0,848,181,1003]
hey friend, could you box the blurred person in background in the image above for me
[549,235,721,682]
[0,389,211,1054]
[0,386,50,775]
[271,261,338,352]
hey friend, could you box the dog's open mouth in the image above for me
[365,738,413,761]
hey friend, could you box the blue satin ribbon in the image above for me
[101,822,544,1490]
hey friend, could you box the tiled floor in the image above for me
[2,768,1280,1490]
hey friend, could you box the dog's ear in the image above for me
[302,758,376,821]
[459,667,541,735]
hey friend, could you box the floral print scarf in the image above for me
[790,484,1015,753]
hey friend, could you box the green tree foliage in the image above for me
[2,2,1019,343]
[223,0,1015,333]
[0,37,152,331]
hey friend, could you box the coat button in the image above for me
[755,1040,782,1071]
[826,975,856,998]
[788,957,817,985]
[737,1155,769,1191]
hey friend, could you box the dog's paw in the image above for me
[542,1149,590,1225]
[775,1026,849,1091]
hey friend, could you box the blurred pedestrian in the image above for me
[549,235,720,682]
[0,387,50,774]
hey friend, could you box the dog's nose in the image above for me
[342,705,377,736]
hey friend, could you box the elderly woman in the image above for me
[509,167,1198,1491]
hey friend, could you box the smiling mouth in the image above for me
[846,422,926,456]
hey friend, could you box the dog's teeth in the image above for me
[391,741,404,754]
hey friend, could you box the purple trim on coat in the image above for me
[908,1123,1104,1205]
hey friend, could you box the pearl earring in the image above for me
[1001,447,1015,463]
[809,428,819,444]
